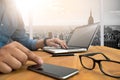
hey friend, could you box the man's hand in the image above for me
[0,41,43,73]
[46,38,68,49]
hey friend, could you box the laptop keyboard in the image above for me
[61,47,80,50]
[55,46,82,49]
[43,46,87,53]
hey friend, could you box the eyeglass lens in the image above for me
[101,61,120,77]
[80,55,120,78]
[81,56,94,69]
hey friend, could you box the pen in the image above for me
[52,53,74,57]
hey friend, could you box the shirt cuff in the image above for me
[31,39,38,51]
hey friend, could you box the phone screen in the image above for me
[27,63,79,80]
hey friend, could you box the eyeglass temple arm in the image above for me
[82,52,110,60]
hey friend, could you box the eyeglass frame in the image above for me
[79,52,120,78]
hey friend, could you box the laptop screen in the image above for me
[67,23,99,48]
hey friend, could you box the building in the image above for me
[88,10,94,25]
[48,32,53,38]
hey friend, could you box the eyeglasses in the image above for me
[79,52,120,78]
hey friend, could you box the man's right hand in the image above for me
[0,41,43,73]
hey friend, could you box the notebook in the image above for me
[43,23,99,54]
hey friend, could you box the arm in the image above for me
[11,13,67,50]
[11,11,39,50]
[11,8,67,50]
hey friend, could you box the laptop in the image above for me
[43,23,99,54]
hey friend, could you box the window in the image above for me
[15,0,101,45]
[101,0,120,49]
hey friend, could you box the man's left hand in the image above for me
[46,38,68,49]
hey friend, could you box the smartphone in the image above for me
[27,63,79,80]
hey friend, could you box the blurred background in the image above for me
[14,0,120,49]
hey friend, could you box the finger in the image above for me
[62,41,68,48]
[0,62,12,73]
[27,52,43,65]
[49,42,60,47]
[9,47,28,65]
[54,39,68,48]
[3,55,22,70]
[12,42,43,65]
[59,42,65,48]
[58,41,68,49]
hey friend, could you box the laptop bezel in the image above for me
[67,23,100,49]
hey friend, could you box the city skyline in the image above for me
[29,11,97,43]
[15,0,100,26]
[15,0,120,48]
[25,10,95,33]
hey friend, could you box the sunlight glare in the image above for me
[15,0,40,13]
[14,0,54,13]
[14,0,53,25]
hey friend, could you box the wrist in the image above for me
[43,38,50,46]
[36,39,44,49]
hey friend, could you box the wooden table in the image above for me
[0,46,120,80]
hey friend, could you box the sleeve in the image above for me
[11,10,38,51]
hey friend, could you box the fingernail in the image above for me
[38,59,43,64]
[57,44,60,47]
